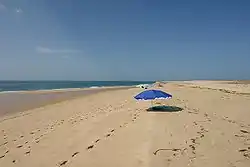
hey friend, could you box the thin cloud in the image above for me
[0,4,23,14]
[0,3,7,11]
[15,8,23,13]
[36,46,82,54]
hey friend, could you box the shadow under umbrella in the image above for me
[147,105,183,113]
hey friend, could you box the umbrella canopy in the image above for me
[134,89,172,100]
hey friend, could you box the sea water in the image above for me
[0,81,154,92]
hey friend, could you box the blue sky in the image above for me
[0,0,249,81]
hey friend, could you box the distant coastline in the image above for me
[0,80,154,93]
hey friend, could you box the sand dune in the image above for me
[0,82,250,167]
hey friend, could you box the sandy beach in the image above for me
[0,81,250,167]
[0,86,132,117]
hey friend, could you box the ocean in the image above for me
[0,81,154,92]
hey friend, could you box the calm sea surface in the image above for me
[0,81,153,92]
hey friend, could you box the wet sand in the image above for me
[0,87,132,117]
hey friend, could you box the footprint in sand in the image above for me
[0,141,8,147]
[58,160,68,166]
[188,111,198,114]
[71,120,78,124]
[0,155,5,159]
[153,148,182,155]
[95,139,100,143]
[238,147,250,158]
[189,144,195,151]
[86,145,94,150]
[243,153,250,158]
[197,132,205,138]
[240,130,249,134]
[239,149,247,152]
[105,134,111,137]
[104,129,115,138]
[25,150,31,155]
[17,145,23,148]
[72,152,79,157]
[191,138,196,144]
[235,134,245,138]
[189,144,196,155]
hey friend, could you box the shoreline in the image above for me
[0,85,134,94]
[0,86,134,117]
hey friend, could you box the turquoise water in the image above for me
[0,81,154,92]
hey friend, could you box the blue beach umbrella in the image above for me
[134,89,172,100]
